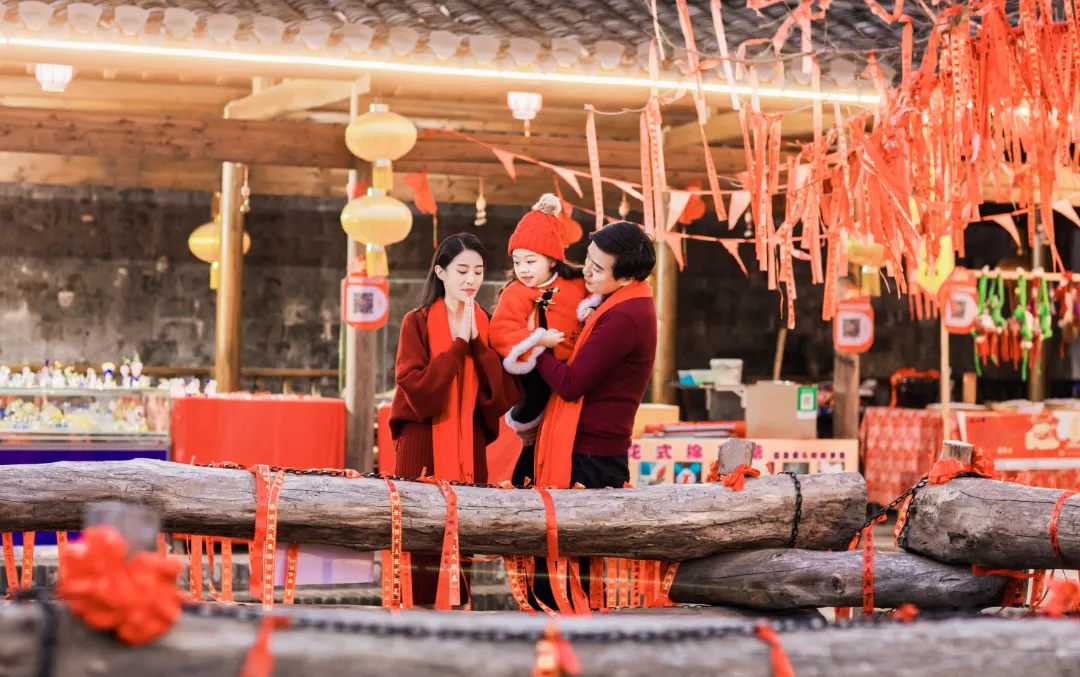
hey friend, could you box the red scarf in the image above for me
[426,297,489,483]
[534,281,654,488]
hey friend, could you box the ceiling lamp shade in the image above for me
[340,194,413,246]
[35,64,73,92]
[507,91,542,121]
[345,104,417,162]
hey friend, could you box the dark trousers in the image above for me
[511,446,630,610]
[509,368,552,428]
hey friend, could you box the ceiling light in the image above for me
[34,63,73,91]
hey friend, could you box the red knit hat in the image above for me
[508,194,565,261]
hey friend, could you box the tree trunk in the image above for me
[0,460,865,561]
[901,478,1080,570]
[0,603,1078,677]
[669,549,1009,610]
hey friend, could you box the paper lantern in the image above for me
[341,194,413,245]
[188,220,251,290]
[345,105,417,162]
[341,193,413,277]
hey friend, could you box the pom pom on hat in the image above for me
[533,193,562,216]
[509,193,566,261]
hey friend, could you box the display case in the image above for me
[0,388,171,545]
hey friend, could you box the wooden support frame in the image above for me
[225,77,370,121]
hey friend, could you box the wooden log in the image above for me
[669,549,1009,611]
[1,603,1079,677]
[901,477,1080,569]
[0,460,865,561]
[900,439,1080,570]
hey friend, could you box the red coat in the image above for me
[490,276,599,374]
[389,306,520,450]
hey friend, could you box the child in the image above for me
[491,194,601,445]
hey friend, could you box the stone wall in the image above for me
[0,183,1069,397]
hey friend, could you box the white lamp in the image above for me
[35,63,73,92]
[507,91,542,136]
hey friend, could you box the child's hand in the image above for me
[537,329,565,348]
[580,307,595,321]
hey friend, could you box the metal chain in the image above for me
[778,472,802,548]
[839,475,930,551]
[182,600,989,642]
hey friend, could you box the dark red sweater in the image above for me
[536,296,657,457]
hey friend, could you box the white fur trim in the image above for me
[502,328,546,375]
[577,294,604,321]
[504,409,544,432]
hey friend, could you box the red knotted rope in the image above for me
[58,526,184,645]
[755,623,795,677]
[720,464,761,492]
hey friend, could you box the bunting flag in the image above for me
[585,106,605,230]
[664,230,686,270]
[721,240,749,276]
[553,166,584,198]
[1052,199,1080,228]
[666,190,693,233]
[403,171,437,216]
[990,214,1022,247]
[492,147,517,181]
[729,190,752,229]
[679,181,707,225]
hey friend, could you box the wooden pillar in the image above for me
[651,236,678,405]
[213,161,245,392]
[343,87,375,473]
[1028,230,1048,402]
[833,276,860,439]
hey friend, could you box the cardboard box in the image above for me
[633,403,680,437]
[745,381,818,440]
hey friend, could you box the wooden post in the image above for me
[213,160,245,392]
[939,440,973,463]
[716,439,755,474]
[833,277,860,439]
[343,86,375,473]
[939,315,950,431]
[84,501,159,554]
[1028,230,1048,402]
[651,229,678,405]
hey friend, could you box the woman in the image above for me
[513,220,658,490]
[389,233,520,608]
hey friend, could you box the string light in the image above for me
[1,36,880,105]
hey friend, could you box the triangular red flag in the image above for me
[1052,200,1080,228]
[721,239,748,276]
[728,190,752,229]
[664,230,685,270]
[402,171,437,215]
[553,166,584,198]
[989,214,1021,247]
[492,147,517,181]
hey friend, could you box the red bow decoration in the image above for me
[1041,580,1080,618]
[58,526,184,645]
[892,604,919,623]
[928,449,997,485]
[720,464,762,492]
[532,624,581,677]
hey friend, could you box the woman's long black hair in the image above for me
[419,233,488,310]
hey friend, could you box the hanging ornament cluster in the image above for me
[187,191,251,290]
[341,103,417,276]
[971,271,1059,381]
[474,177,487,226]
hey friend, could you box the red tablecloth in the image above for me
[861,406,1080,505]
[860,407,958,506]
[172,396,346,468]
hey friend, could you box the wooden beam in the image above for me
[0,108,747,182]
[2,604,1080,677]
[665,109,833,148]
[225,77,370,120]
[0,107,353,168]
[0,151,617,205]
[0,460,866,560]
